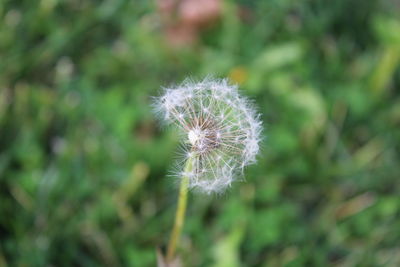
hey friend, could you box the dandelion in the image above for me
[154,77,262,193]
[153,77,262,263]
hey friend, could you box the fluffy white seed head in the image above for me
[153,78,262,193]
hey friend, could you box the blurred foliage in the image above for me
[1,0,400,266]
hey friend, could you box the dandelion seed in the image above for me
[153,77,262,193]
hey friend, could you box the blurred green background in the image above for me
[1,0,400,266]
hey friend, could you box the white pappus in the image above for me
[153,78,262,194]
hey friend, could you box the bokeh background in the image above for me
[1,0,400,266]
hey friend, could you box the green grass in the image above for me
[1,0,400,266]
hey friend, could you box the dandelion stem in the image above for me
[166,158,192,263]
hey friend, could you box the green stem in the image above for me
[166,159,192,263]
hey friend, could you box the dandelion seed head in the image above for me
[154,78,262,193]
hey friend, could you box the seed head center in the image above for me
[188,129,204,146]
